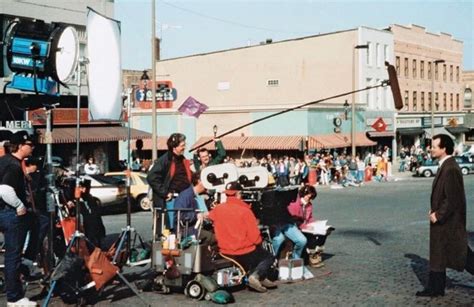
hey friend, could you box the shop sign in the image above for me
[0,120,32,129]
[422,117,442,127]
[396,118,421,128]
[442,116,464,126]
[371,117,387,132]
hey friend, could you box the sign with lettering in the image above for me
[396,118,421,128]
[0,120,34,134]
[133,80,177,109]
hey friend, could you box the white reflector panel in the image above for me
[87,8,122,121]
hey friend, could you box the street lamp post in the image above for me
[431,59,445,142]
[151,0,157,162]
[352,44,369,156]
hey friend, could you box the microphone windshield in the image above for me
[385,61,403,110]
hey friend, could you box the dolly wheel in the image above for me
[185,280,206,300]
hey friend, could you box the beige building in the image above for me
[390,24,465,148]
[130,27,395,158]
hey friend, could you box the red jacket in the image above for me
[287,197,314,230]
[208,196,262,255]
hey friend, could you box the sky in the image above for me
[115,0,473,71]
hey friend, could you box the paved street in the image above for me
[4,174,474,306]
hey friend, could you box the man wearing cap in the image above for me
[0,131,37,306]
[206,181,277,293]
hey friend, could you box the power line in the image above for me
[161,1,313,35]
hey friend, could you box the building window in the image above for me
[384,45,389,62]
[465,88,472,108]
[456,93,460,110]
[404,91,409,111]
[413,91,417,111]
[375,43,380,67]
[404,58,409,78]
[443,64,447,81]
[435,63,439,80]
[421,91,425,111]
[449,65,453,82]
[412,59,417,78]
[420,60,425,79]
[428,61,432,80]
[456,66,460,82]
[435,92,439,110]
[396,56,400,76]
[366,42,371,65]
[443,93,447,111]
[428,92,432,111]
[450,93,454,110]
[267,79,279,87]
[366,78,372,106]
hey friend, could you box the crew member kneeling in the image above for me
[206,182,277,293]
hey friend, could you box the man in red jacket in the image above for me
[207,182,276,293]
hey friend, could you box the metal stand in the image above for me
[113,87,149,266]
[41,230,150,307]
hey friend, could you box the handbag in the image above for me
[85,247,118,290]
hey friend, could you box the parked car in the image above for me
[414,156,474,177]
[83,174,127,207]
[104,171,152,210]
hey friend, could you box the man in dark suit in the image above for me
[416,134,474,297]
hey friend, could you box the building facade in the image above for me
[462,70,474,146]
[130,26,395,159]
[389,24,465,151]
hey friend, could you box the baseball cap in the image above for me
[10,131,34,145]
[224,181,243,196]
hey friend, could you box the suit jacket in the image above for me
[430,156,467,271]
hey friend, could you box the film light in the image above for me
[5,19,79,95]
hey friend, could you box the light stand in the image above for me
[111,87,149,267]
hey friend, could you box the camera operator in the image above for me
[205,182,277,293]
[0,131,37,306]
[64,179,106,248]
[147,133,192,230]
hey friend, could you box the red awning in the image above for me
[309,132,376,149]
[37,126,152,144]
[192,136,305,151]
[131,137,168,150]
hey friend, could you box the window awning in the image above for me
[397,127,425,136]
[367,131,395,138]
[37,126,152,144]
[308,132,376,150]
[445,126,470,134]
[131,137,169,150]
[424,127,455,139]
[192,136,305,151]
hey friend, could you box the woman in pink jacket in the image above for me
[287,185,332,268]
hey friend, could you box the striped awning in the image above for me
[131,137,169,150]
[37,126,152,144]
[192,136,305,151]
[309,132,377,150]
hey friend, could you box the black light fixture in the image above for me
[5,18,79,95]
[140,70,150,101]
[343,100,350,120]
[213,125,218,138]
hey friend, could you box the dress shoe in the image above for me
[415,288,444,297]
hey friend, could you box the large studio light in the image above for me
[4,19,79,95]
[87,8,122,121]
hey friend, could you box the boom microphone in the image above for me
[385,61,403,110]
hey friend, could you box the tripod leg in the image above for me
[112,230,128,264]
[116,271,150,307]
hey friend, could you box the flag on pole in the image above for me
[178,96,208,118]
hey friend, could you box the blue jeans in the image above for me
[357,170,364,182]
[166,198,175,230]
[0,208,28,302]
[272,223,307,259]
[399,160,406,172]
